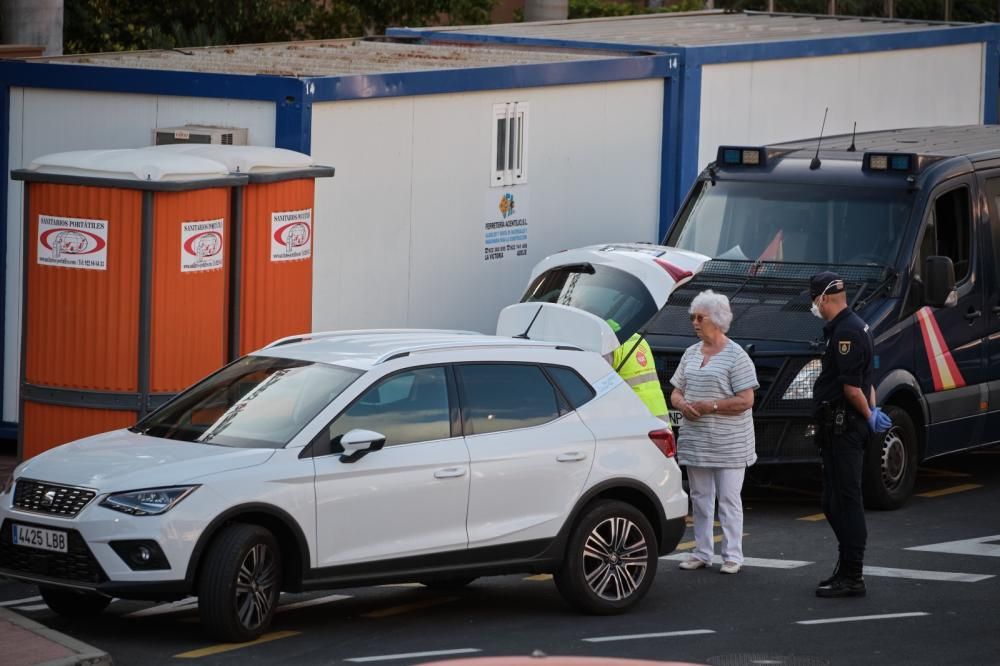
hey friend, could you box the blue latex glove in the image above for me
[868,407,892,433]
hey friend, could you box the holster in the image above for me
[815,401,849,449]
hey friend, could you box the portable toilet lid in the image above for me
[147,145,335,183]
[12,148,247,190]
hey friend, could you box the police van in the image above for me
[523,125,1000,509]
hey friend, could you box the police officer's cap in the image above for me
[809,271,845,299]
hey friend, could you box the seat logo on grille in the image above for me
[40,490,56,507]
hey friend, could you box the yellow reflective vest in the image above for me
[612,334,671,424]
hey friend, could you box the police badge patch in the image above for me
[838,340,852,355]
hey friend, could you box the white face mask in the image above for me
[811,300,823,319]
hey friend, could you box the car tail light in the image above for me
[649,428,676,458]
[654,258,692,283]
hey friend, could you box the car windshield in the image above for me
[131,356,362,448]
[521,264,657,344]
[669,181,913,267]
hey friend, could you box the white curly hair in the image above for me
[689,289,733,333]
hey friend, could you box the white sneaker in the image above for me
[720,561,742,574]
[678,557,709,570]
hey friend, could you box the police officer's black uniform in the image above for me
[810,272,874,598]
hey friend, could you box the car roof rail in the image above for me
[264,329,479,349]
[373,339,565,365]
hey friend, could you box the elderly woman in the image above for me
[670,290,758,575]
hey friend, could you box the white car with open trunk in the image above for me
[0,308,686,642]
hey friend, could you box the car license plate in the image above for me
[11,523,68,553]
[669,412,683,427]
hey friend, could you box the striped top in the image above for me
[670,339,759,468]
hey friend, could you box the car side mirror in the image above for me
[337,428,386,463]
[924,255,957,308]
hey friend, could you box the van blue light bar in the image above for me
[863,152,917,174]
[716,146,767,167]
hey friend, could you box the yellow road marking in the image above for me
[917,483,983,498]
[919,467,973,479]
[362,596,459,618]
[797,513,827,522]
[676,534,724,550]
[174,631,300,658]
[377,583,424,588]
[523,574,552,581]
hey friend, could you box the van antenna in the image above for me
[810,107,829,170]
[513,304,544,339]
[847,121,857,152]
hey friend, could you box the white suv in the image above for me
[0,325,687,642]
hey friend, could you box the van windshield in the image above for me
[669,181,913,267]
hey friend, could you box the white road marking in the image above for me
[126,597,198,618]
[277,594,352,613]
[906,535,1000,558]
[583,629,716,643]
[797,612,929,625]
[12,603,49,612]
[345,648,481,662]
[660,554,812,569]
[0,596,42,607]
[863,565,993,583]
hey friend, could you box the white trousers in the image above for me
[686,466,746,564]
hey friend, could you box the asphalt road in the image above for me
[2,445,999,666]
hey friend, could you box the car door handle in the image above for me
[992,305,1000,316]
[434,467,466,479]
[965,308,982,322]
[556,452,588,463]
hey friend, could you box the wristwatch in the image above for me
[712,401,718,412]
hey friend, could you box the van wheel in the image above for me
[554,500,657,614]
[39,586,111,617]
[198,524,282,643]
[863,405,918,510]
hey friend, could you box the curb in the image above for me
[0,606,112,666]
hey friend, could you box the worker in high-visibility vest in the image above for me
[607,319,672,426]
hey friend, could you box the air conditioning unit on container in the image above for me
[153,125,249,146]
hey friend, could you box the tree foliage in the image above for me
[714,0,999,22]
[569,0,704,19]
[64,0,496,54]
[63,0,1000,54]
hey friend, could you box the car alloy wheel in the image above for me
[198,523,282,642]
[235,542,279,631]
[583,516,648,601]
[554,499,658,614]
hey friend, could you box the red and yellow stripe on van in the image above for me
[915,306,966,391]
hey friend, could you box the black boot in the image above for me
[816,560,866,598]
[818,559,841,587]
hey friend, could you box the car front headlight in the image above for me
[100,486,199,516]
[782,359,823,401]
[0,472,14,496]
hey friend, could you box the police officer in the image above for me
[606,320,672,426]
[809,271,891,598]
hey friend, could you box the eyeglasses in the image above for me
[689,314,706,323]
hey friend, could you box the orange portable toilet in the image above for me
[149,145,334,358]
[12,149,247,458]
